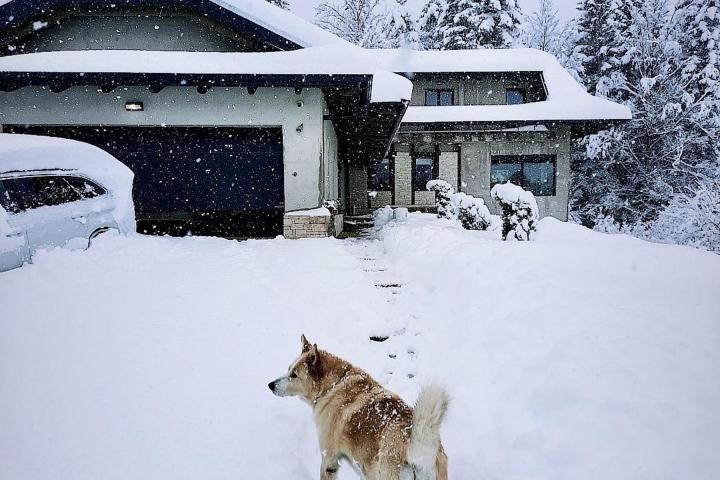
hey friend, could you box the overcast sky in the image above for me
[289,0,579,23]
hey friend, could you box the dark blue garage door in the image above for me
[5,126,285,237]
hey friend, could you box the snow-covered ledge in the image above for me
[283,207,343,239]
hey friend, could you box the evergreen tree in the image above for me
[383,0,421,49]
[314,0,386,48]
[418,0,447,50]
[266,0,290,10]
[439,0,521,49]
[571,0,712,229]
[574,0,614,94]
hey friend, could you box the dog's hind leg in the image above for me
[320,452,341,480]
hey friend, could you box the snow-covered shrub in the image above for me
[450,192,492,231]
[426,179,455,219]
[373,205,394,227]
[491,182,539,241]
[650,178,720,253]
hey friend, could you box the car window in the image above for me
[64,176,106,199]
[1,176,82,213]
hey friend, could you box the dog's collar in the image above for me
[312,368,353,405]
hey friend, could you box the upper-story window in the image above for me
[425,89,454,106]
[506,89,526,105]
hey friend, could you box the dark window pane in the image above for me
[64,176,106,199]
[506,89,526,105]
[439,90,454,106]
[491,162,522,186]
[425,90,438,106]
[1,176,82,212]
[369,158,391,190]
[415,157,433,190]
[524,161,555,195]
[35,177,82,207]
[1,177,42,212]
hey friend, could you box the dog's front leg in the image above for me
[320,452,340,480]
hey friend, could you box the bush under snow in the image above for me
[491,182,539,240]
[426,179,455,219]
[450,192,493,231]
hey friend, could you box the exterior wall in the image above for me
[16,10,267,53]
[408,74,546,107]
[0,86,327,212]
[460,128,572,220]
[348,164,369,214]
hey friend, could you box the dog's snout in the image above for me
[268,380,276,391]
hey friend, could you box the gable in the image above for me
[0,0,347,55]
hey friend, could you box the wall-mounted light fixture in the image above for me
[125,101,144,112]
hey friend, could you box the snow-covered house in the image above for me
[0,0,629,238]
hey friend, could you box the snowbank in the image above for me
[0,133,135,233]
[1,215,719,480]
[285,207,331,217]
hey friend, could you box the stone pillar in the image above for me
[438,151,459,191]
[394,152,412,206]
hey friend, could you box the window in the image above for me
[425,89,454,106]
[506,89,526,105]
[414,157,434,190]
[369,158,392,191]
[491,155,556,196]
[64,176,106,199]
[0,176,82,213]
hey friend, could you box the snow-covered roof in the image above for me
[210,0,349,48]
[0,47,413,103]
[0,0,349,49]
[0,133,135,232]
[372,48,632,123]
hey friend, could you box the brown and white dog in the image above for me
[269,335,449,480]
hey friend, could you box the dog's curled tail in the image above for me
[406,384,449,480]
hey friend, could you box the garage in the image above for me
[4,126,285,237]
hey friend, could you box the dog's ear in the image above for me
[308,343,322,376]
[301,334,311,353]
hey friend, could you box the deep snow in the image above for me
[1,214,719,480]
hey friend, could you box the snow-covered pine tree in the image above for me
[383,0,421,49]
[574,0,614,94]
[314,0,387,48]
[440,0,521,49]
[418,0,446,50]
[519,0,560,52]
[676,0,720,103]
[571,0,713,231]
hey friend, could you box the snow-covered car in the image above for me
[0,133,135,272]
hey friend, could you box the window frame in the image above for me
[425,88,455,106]
[505,88,527,105]
[490,155,557,197]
